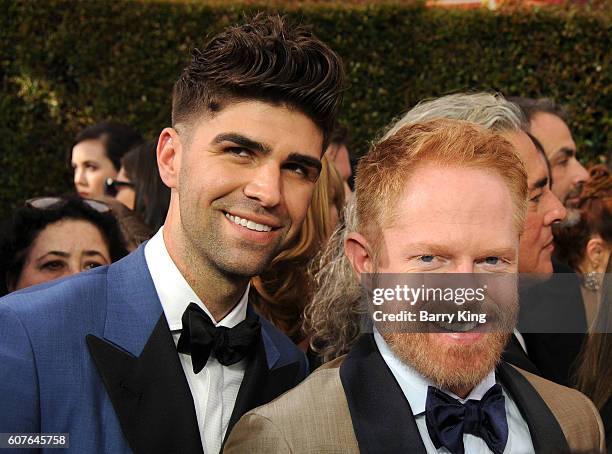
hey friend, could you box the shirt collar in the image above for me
[373,329,496,415]
[144,227,249,331]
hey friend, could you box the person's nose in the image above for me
[453,261,475,274]
[571,159,589,185]
[243,164,282,208]
[67,261,82,276]
[74,167,86,187]
[543,191,567,226]
[57,262,79,279]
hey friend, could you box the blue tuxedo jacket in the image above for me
[0,245,308,453]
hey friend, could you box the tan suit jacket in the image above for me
[225,335,604,454]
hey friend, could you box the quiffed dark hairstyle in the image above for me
[0,196,128,296]
[509,96,569,123]
[121,141,170,231]
[172,14,346,149]
[72,121,144,170]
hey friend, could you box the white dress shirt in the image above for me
[145,228,249,454]
[513,329,528,354]
[374,329,535,454]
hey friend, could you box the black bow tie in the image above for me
[176,302,261,373]
[425,384,509,454]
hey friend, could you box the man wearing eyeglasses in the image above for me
[0,14,345,454]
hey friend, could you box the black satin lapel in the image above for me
[502,334,541,376]
[340,334,427,454]
[87,315,203,454]
[224,338,300,443]
[497,362,570,454]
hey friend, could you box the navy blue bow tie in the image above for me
[425,384,508,454]
[176,303,261,373]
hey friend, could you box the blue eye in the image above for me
[420,255,435,263]
[484,257,499,265]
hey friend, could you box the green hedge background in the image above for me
[1,0,610,220]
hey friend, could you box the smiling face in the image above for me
[529,112,589,206]
[505,131,567,275]
[162,101,324,280]
[15,219,111,291]
[347,164,519,395]
[72,139,118,198]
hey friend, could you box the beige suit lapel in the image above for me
[513,365,605,453]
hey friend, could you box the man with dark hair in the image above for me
[509,97,592,386]
[510,97,589,206]
[0,15,345,453]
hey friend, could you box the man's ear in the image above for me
[157,127,181,189]
[345,232,374,280]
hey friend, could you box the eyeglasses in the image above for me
[105,178,135,197]
[26,197,111,213]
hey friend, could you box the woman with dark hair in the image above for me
[573,256,612,451]
[554,165,612,326]
[554,166,612,450]
[71,121,143,199]
[97,196,152,251]
[0,196,128,296]
[106,141,170,231]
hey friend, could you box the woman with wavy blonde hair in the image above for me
[250,155,345,345]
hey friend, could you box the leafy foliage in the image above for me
[1,0,609,219]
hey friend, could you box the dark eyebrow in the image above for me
[83,251,108,260]
[37,251,69,260]
[211,133,271,154]
[553,147,575,159]
[286,152,322,174]
[212,133,322,175]
[530,177,549,191]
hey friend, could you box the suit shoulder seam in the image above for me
[244,412,294,452]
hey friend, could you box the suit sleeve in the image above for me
[0,304,40,434]
[584,393,606,453]
[223,412,292,453]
